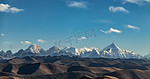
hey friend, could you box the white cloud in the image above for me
[109,6,130,13]
[20,41,31,45]
[67,1,88,8]
[115,0,150,5]
[0,3,23,13]
[9,7,23,13]
[0,4,9,12]
[126,25,140,30]
[100,28,122,33]
[37,39,45,43]
[0,34,5,36]
[124,0,140,3]
[78,37,87,40]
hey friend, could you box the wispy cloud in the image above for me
[0,3,23,13]
[0,34,5,36]
[144,0,150,2]
[78,37,87,40]
[67,1,88,8]
[20,41,31,45]
[100,28,122,33]
[123,0,141,4]
[109,6,130,13]
[126,25,140,30]
[115,0,150,6]
[37,39,45,43]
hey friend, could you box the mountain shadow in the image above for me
[17,63,40,74]
[2,64,13,73]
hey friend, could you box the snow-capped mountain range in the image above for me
[0,43,149,60]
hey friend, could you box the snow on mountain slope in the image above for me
[79,47,93,54]
[62,47,80,55]
[144,54,150,59]
[78,47,100,58]
[100,43,142,58]
[62,47,95,56]
[87,49,100,58]
[46,46,60,56]
[25,44,45,54]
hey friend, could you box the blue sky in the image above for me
[0,0,150,55]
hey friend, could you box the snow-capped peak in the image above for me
[0,50,4,52]
[105,43,121,50]
[51,46,59,49]
[62,47,94,56]
[46,46,60,55]
[0,50,4,53]
[79,47,93,53]
[0,50,6,57]
[25,44,44,53]
[62,47,80,55]
[92,49,100,54]
[100,43,142,58]
[49,46,60,52]
[101,43,122,53]
[88,49,100,58]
